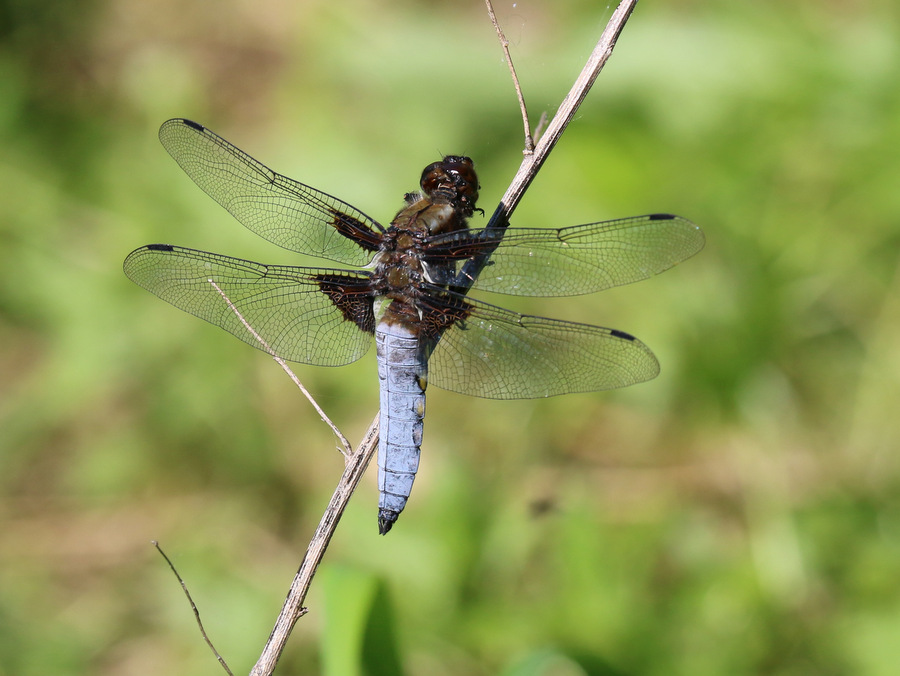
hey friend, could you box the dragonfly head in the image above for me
[420,155,480,217]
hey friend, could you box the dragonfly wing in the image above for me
[420,288,659,399]
[124,244,375,366]
[159,119,384,266]
[428,213,704,296]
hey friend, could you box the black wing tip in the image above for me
[610,328,637,341]
[181,118,205,131]
[125,244,175,265]
[649,213,705,248]
[378,509,400,535]
[606,329,662,381]
[160,118,205,132]
[123,243,176,271]
[647,212,703,233]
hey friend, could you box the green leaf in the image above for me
[319,565,404,676]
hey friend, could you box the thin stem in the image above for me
[208,279,352,457]
[154,541,235,676]
[485,0,534,152]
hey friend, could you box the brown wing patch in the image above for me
[328,208,383,251]
[418,290,473,340]
[315,273,376,334]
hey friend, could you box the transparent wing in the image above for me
[420,287,660,399]
[123,244,375,366]
[427,213,704,296]
[159,118,384,266]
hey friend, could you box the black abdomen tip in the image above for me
[378,509,400,535]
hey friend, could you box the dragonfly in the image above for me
[124,118,704,534]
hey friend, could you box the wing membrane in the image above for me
[159,119,383,266]
[428,214,704,296]
[123,244,374,366]
[421,287,659,399]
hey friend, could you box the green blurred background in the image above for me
[2,0,899,674]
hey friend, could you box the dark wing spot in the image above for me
[181,119,205,132]
[648,213,675,221]
[146,244,175,252]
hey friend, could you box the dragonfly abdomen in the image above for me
[375,319,427,534]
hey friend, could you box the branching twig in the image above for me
[208,279,352,457]
[485,0,534,152]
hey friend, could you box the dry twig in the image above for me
[250,419,379,676]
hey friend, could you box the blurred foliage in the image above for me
[2,0,900,674]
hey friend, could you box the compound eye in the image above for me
[420,162,447,194]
